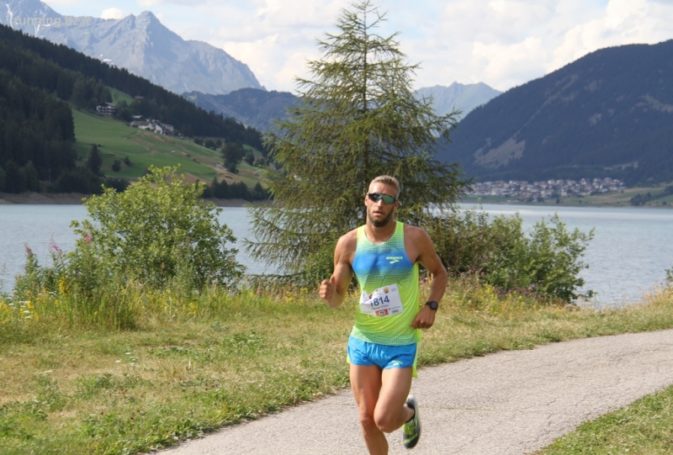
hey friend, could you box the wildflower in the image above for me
[58,277,68,295]
[189,302,198,316]
[49,241,63,255]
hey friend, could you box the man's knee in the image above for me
[374,411,399,433]
[358,411,379,433]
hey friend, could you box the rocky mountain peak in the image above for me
[0,0,262,95]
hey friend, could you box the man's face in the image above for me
[365,182,399,228]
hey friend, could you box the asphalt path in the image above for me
[159,329,673,454]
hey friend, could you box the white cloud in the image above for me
[41,0,86,6]
[549,0,673,76]
[472,36,546,89]
[162,1,347,91]
[137,0,162,6]
[401,0,673,90]
[40,0,673,92]
[255,0,344,27]
[101,8,126,19]
[210,28,321,91]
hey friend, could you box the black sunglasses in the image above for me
[367,192,397,204]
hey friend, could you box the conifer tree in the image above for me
[248,0,465,282]
[87,144,103,175]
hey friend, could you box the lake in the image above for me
[1,203,672,308]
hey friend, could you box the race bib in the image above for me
[360,284,403,317]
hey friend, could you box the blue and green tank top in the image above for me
[350,221,421,345]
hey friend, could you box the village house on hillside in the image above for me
[94,105,177,136]
[468,178,625,201]
[129,116,176,136]
[95,102,117,116]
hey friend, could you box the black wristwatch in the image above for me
[425,300,439,311]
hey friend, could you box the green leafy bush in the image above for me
[69,165,244,290]
[426,210,593,303]
[12,166,244,327]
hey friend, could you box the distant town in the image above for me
[466,178,626,202]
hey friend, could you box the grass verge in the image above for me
[539,291,673,455]
[1,283,672,454]
[539,385,673,454]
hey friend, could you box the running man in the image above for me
[319,175,448,454]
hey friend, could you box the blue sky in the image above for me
[41,0,673,93]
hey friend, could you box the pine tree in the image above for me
[87,144,103,175]
[248,0,465,282]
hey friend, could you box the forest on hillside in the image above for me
[0,24,267,194]
[436,40,673,185]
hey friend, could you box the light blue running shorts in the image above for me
[347,336,417,369]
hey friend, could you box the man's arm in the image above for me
[409,226,448,328]
[319,232,354,308]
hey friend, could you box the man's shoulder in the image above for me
[336,228,359,249]
[402,223,429,239]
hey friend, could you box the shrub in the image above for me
[425,210,593,303]
[69,165,244,290]
[12,166,244,327]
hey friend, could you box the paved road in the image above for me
[159,329,673,454]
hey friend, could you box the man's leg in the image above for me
[350,364,388,455]
[373,367,414,433]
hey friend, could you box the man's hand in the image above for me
[319,276,337,306]
[319,232,354,308]
[411,305,437,329]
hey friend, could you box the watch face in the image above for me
[426,301,438,310]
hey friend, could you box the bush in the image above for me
[12,166,244,327]
[70,165,244,290]
[425,210,593,303]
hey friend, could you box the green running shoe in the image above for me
[403,396,421,449]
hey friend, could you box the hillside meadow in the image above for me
[1,280,673,454]
[72,110,266,188]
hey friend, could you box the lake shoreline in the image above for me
[0,192,87,205]
[461,197,673,210]
[0,192,257,207]
[3,192,670,210]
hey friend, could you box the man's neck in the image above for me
[364,219,397,243]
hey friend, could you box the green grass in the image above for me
[560,183,673,207]
[107,88,134,105]
[72,110,268,186]
[1,282,673,454]
[540,385,673,454]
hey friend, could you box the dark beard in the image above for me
[372,211,394,227]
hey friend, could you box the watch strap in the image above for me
[425,300,439,311]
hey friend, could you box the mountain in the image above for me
[414,82,501,118]
[185,88,301,132]
[187,83,499,132]
[436,40,673,185]
[0,0,261,94]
